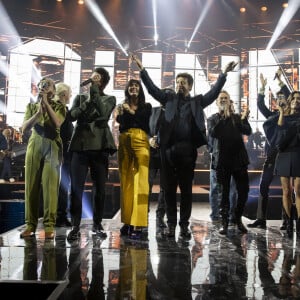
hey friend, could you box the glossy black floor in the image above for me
[0,202,300,300]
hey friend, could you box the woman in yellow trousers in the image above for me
[116,79,152,240]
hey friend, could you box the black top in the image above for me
[207,113,252,170]
[117,103,152,134]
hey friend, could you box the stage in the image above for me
[0,202,299,299]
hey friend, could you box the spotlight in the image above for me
[240,7,246,13]
[261,6,267,12]
[282,3,288,8]
[78,0,84,4]
[154,33,158,45]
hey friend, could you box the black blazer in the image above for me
[140,69,227,148]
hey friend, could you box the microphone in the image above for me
[80,78,92,87]
[273,73,279,81]
[38,80,49,89]
[279,102,286,107]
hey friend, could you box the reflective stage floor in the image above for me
[0,202,299,300]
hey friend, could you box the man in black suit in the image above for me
[132,54,237,239]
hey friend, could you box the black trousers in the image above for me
[70,150,109,228]
[148,166,166,218]
[256,150,277,220]
[217,167,249,219]
[160,142,197,228]
[57,152,72,220]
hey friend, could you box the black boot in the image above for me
[219,209,229,235]
[236,218,248,234]
[219,205,229,235]
[219,219,228,235]
[283,208,293,238]
[166,224,176,238]
[280,207,287,230]
[235,207,248,234]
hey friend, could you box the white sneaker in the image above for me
[9,178,15,183]
[0,179,5,183]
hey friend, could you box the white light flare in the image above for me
[0,2,22,52]
[85,0,128,56]
[152,0,158,45]
[186,0,214,50]
[266,0,300,50]
[0,59,8,77]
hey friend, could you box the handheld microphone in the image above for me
[80,78,92,87]
[279,102,286,107]
[38,80,49,89]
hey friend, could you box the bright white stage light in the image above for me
[187,0,214,50]
[152,0,158,45]
[0,59,8,77]
[266,0,300,50]
[85,0,128,56]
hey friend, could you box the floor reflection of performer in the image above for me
[208,235,247,299]
[59,243,87,300]
[291,247,300,298]
[116,242,149,300]
[191,223,210,285]
[23,237,58,281]
[277,241,300,299]
[155,238,192,300]
[86,236,105,300]
[256,235,281,299]
[55,229,68,281]
[23,238,38,280]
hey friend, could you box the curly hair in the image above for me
[94,67,110,88]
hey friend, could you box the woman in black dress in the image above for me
[274,91,300,238]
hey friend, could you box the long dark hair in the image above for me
[124,79,145,106]
[287,90,300,114]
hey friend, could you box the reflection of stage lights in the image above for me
[34,56,63,66]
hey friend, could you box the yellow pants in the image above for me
[118,128,150,227]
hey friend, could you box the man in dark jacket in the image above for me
[148,105,167,231]
[207,90,252,235]
[132,54,237,239]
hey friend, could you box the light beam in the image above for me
[152,0,158,45]
[266,0,300,50]
[186,0,214,50]
[85,0,128,56]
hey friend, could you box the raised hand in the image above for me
[241,108,250,120]
[223,61,238,74]
[260,73,267,89]
[130,54,144,71]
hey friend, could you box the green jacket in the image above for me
[68,84,117,155]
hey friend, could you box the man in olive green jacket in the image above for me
[67,67,117,241]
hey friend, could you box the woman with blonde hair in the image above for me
[54,82,74,227]
[20,77,65,239]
